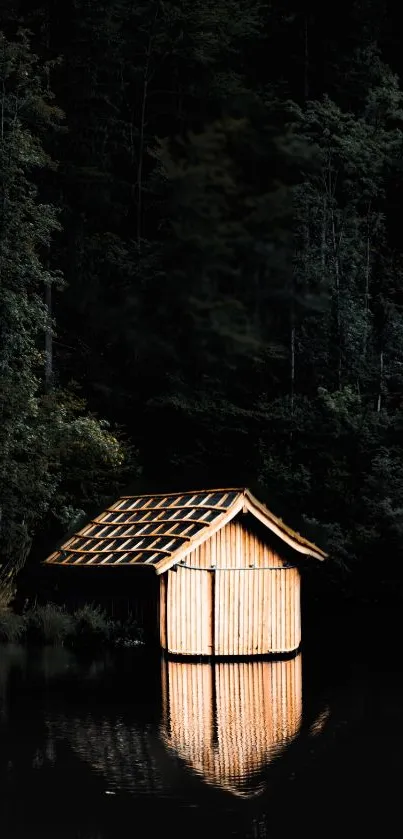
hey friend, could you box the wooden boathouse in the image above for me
[44,488,326,656]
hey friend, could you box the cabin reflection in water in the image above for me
[160,656,302,798]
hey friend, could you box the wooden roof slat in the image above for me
[101,504,228,514]
[71,532,194,542]
[58,547,173,556]
[86,515,220,528]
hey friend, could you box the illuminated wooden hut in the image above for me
[44,488,326,656]
[161,657,303,798]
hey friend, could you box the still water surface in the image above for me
[1,627,402,838]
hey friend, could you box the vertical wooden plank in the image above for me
[276,569,281,653]
[217,571,222,656]
[160,575,167,650]
[260,570,265,655]
[211,531,216,569]
[292,569,297,650]
[217,569,221,656]
[171,569,176,654]
[253,569,259,654]
[193,567,197,654]
[203,540,209,570]
[266,568,271,653]
[193,569,197,655]
[243,570,248,656]
[284,569,289,651]
[280,569,284,652]
[185,567,189,655]
[296,568,300,649]
[293,568,297,651]
[248,568,253,656]
[181,568,185,655]
[237,567,243,655]
[249,569,254,655]
[188,566,193,654]
[230,570,235,655]
[281,569,285,652]
[281,568,285,652]
[201,570,206,654]
[237,521,243,568]
[290,568,295,650]
[180,568,184,655]
[228,571,232,657]
[167,570,173,653]
[198,571,204,655]
[266,569,271,654]
[191,569,194,655]
[195,567,200,654]
[224,571,229,656]
[208,569,214,655]
[196,568,200,655]
[267,568,271,653]
[178,567,183,654]
[193,568,197,654]
[297,567,300,648]
[250,569,255,655]
[199,570,204,655]
[218,525,223,569]
[243,568,250,656]
[234,569,240,657]
[261,569,266,654]
[215,571,221,656]
[174,568,179,655]
[242,568,248,656]
[230,526,236,654]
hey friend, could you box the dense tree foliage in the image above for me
[2,0,403,605]
[0,26,129,603]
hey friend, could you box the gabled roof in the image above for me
[44,488,327,574]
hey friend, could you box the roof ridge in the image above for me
[120,488,245,499]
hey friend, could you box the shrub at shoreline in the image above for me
[0,603,144,649]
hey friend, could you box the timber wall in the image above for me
[159,516,301,656]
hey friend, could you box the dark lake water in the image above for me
[1,614,402,838]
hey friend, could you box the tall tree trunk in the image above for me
[377,350,384,412]
[45,281,53,391]
[363,205,371,360]
[290,320,295,428]
[330,208,342,389]
[303,15,309,101]
[136,3,160,250]
[321,195,326,283]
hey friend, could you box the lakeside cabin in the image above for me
[44,488,327,657]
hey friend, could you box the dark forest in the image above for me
[1,0,403,609]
